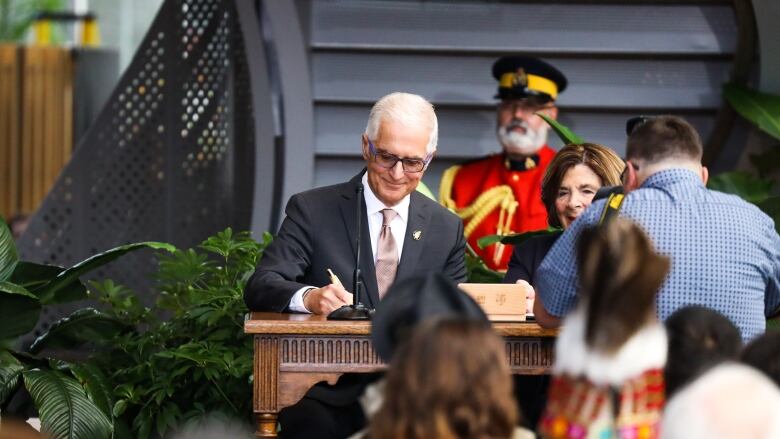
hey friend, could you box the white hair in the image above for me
[661,363,780,439]
[364,92,438,155]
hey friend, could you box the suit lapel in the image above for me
[395,192,430,282]
[338,172,380,308]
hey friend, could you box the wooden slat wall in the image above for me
[2,46,74,218]
[0,45,21,221]
[301,0,739,190]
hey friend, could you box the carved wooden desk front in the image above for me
[244,312,557,438]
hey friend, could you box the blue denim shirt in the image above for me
[536,168,780,341]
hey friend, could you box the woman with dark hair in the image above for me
[368,318,531,439]
[504,142,624,286]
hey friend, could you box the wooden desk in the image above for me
[245,312,557,438]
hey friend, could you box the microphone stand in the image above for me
[328,184,372,320]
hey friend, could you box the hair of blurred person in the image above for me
[540,143,624,229]
[364,91,438,155]
[664,305,742,397]
[576,218,670,354]
[661,363,780,439]
[167,414,254,439]
[741,330,780,388]
[369,318,518,439]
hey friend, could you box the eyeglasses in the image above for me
[626,116,654,136]
[367,139,431,173]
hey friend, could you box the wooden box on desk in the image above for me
[458,283,526,321]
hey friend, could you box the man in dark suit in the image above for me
[244,92,467,438]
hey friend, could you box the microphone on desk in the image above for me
[328,184,372,320]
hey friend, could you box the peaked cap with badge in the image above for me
[440,56,568,270]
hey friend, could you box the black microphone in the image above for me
[328,184,372,320]
[352,185,364,305]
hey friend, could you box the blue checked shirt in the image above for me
[536,168,780,341]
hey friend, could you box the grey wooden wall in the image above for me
[297,0,738,194]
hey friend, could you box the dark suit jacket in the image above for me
[244,171,468,405]
[503,231,562,285]
[245,171,467,311]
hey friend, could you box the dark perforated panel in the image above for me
[16,0,256,338]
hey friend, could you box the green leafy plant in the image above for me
[464,244,503,283]
[477,228,561,250]
[0,216,174,439]
[536,112,584,145]
[86,228,272,438]
[0,0,64,42]
[723,83,780,142]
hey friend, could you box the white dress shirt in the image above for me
[288,174,410,313]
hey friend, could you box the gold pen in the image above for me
[327,269,344,289]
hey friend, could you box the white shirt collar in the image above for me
[361,172,410,223]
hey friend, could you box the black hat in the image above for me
[371,273,488,363]
[492,56,567,102]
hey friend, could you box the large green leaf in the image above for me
[415,180,436,201]
[29,308,129,355]
[0,215,18,281]
[35,241,175,304]
[68,363,114,421]
[477,229,560,249]
[23,368,113,439]
[707,171,773,205]
[0,281,41,340]
[10,261,88,304]
[723,83,780,142]
[464,244,503,283]
[536,113,585,145]
[0,350,24,403]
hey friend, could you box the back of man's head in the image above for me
[661,363,780,439]
[626,115,702,164]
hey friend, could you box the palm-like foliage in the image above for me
[0,216,174,439]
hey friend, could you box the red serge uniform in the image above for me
[440,147,555,271]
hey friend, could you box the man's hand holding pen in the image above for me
[302,269,354,315]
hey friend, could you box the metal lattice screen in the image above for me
[16,0,255,336]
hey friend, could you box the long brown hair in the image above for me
[577,219,670,353]
[541,143,624,228]
[369,319,518,439]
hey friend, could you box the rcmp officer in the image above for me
[439,56,567,270]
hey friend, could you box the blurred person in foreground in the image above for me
[502,142,623,428]
[664,305,742,398]
[351,273,534,439]
[535,115,780,341]
[661,363,780,439]
[440,56,567,270]
[538,219,669,438]
[741,330,780,388]
[370,319,530,439]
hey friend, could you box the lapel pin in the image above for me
[412,230,422,240]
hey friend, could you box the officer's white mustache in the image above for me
[505,120,528,131]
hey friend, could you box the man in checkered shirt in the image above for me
[534,115,780,341]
